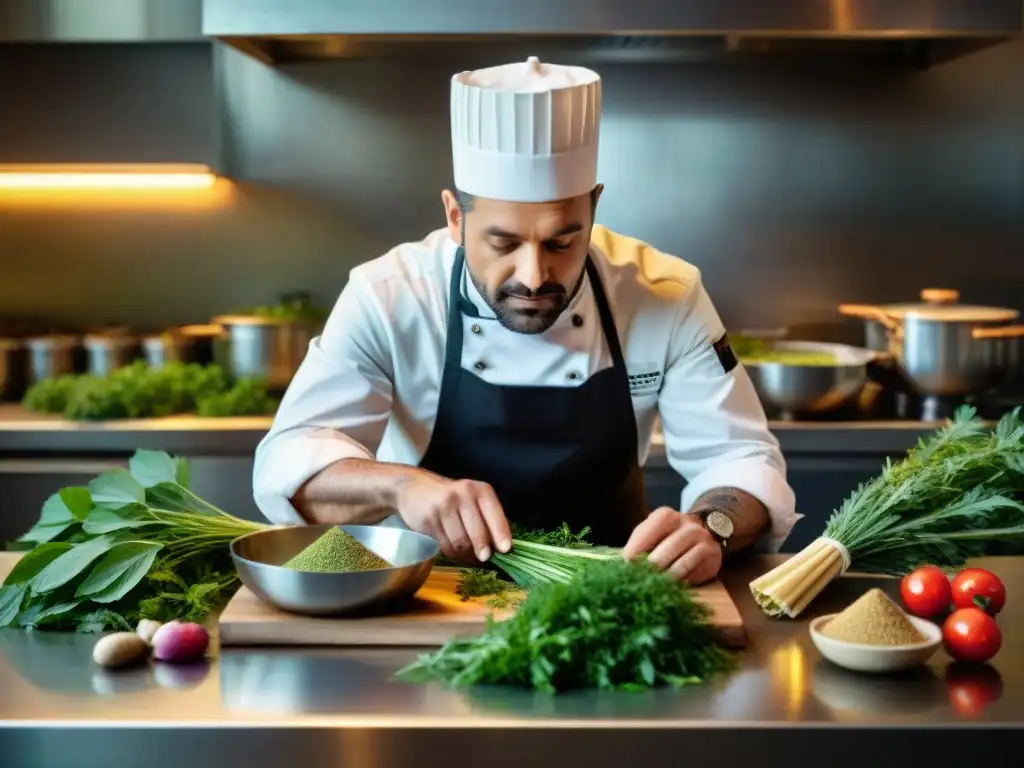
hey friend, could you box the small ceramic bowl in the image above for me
[809,613,943,673]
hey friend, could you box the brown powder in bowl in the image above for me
[821,588,926,646]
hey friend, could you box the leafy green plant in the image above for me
[196,378,278,417]
[0,450,269,632]
[21,375,81,414]
[824,405,1024,574]
[752,406,1024,617]
[21,362,277,421]
[398,557,734,693]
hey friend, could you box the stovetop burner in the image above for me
[762,384,1024,423]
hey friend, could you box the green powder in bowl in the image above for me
[282,527,393,573]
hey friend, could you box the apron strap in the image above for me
[445,247,468,364]
[584,257,627,372]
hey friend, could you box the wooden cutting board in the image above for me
[0,553,745,648]
[218,567,747,648]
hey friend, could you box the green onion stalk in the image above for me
[491,540,619,587]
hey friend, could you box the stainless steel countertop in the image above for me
[1,555,1020,768]
[0,404,952,457]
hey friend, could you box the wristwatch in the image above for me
[694,509,734,548]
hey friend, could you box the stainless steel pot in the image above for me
[212,315,316,392]
[142,332,186,368]
[84,333,140,377]
[838,295,1024,399]
[740,341,881,420]
[26,335,80,384]
[0,338,26,401]
[846,289,1012,353]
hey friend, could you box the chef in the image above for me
[253,57,799,584]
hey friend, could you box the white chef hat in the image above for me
[450,56,602,203]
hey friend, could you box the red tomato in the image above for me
[945,662,1004,719]
[951,568,1006,616]
[943,607,1002,663]
[900,565,952,618]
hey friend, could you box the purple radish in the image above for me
[151,621,209,663]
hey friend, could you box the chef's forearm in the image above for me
[290,458,417,525]
[688,487,769,552]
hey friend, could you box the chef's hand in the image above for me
[394,469,512,563]
[622,507,722,585]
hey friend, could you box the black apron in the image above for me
[417,247,648,547]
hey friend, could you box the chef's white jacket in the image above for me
[253,225,800,551]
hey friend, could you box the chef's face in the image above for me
[442,186,602,334]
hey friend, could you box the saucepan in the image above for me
[735,337,882,420]
[838,289,1024,400]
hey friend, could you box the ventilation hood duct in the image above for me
[202,0,1023,65]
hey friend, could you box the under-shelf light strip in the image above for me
[0,165,217,190]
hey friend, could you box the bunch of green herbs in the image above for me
[0,450,269,632]
[824,405,1024,574]
[450,523,618,603]
[398,557,734,693]
[21,361,277,421]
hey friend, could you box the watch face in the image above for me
[705,510,734,540]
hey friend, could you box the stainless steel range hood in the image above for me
[202,0,1024,65]
[0,0,203,43]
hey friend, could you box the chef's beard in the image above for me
[469,270,568,335]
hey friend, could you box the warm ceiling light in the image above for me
[0,163,217,190]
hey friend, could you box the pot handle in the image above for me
[972,325,1024,340]
[838,304,901,331]
[920,288,960,304]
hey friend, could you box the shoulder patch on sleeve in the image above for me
[712,332,739,374]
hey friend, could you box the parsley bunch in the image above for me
[399,557,734,693]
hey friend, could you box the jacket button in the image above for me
[474,361,486,371]
[572,314,584,328]
[471,323,482,334]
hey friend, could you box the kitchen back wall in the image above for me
[0,39,1021,338]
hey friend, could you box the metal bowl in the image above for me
[741,341,880,420]
[229,524,440,616]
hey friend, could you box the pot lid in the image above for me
[26,334,80,349]
[84,333,138,347]
[212,314,296,326]
[863,289,1018,323]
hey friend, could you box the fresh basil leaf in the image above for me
[3,542,73,585]
[17,493,78,543]
[176,457,191,488]
[146,482,219,515]
[59,486,94,520]
[77,541,163,601]
[29,600,81,627]
[88,470,145,508]
[30,535,117,594]
[0,585,27,627]
[145,481,190,511]
[82,504,162,535]
[129,450,179,489]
